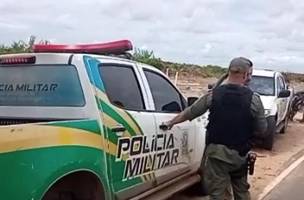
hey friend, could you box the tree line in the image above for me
[0,37,227,78]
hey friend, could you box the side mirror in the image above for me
[187,97,198,106]
[208,84,214,90]
[278,90,291,98]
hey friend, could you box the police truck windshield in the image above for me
[248,76,275,96]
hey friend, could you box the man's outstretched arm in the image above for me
[164,92,212,129]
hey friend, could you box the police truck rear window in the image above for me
[0,65,85,106]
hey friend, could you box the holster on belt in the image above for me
[230,152,257,179]
[247,152,257,175]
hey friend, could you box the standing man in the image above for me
[164,57,267,200]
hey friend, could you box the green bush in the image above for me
[0,36,36,54]
[133,48,164,70]
[132,48,228,77]
[202,65,227,78]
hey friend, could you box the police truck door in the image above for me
[140,66,196,184]
[85,56,157,199]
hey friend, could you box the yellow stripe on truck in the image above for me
[102,113,132,138]
[95,88,142,135]
[0,125,116,155]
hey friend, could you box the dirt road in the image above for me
[263,159,304,200]
[169,117,304,200]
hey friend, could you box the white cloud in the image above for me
[1,0,304,73]
[0,21,29,30]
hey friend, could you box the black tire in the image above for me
[42,172,104,200]
[280,115,289,134]
[197,170,208,196]
[263,116,276,150]
[186,181,208,196]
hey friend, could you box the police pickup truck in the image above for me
[0,40,206,200]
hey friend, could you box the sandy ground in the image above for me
[250,115,304,199]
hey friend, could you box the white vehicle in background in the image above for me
[248,69,292,150]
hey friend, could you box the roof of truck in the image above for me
[253,69,277,77]
[0,40,136,65]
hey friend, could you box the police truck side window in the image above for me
[99,64,145,110]
[144,69,183,112]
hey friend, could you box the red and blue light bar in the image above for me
[32,39,133,54]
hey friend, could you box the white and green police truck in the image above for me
[0,40,207,200]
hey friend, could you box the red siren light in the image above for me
[32,40,133,55]
[0,56,36,65]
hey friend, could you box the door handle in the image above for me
[159,124,169,131]
[111,125,126,133]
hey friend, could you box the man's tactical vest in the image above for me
[207,84,254,155]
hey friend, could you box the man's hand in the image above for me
[160,111,189,131]
[160,121,174,130]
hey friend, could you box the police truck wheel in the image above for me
[187,181,208,196]
[263,116,276,150]
[42,172,105,200]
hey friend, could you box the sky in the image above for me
[1,0,304,73]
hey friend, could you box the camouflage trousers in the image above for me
[201,144,251,200]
